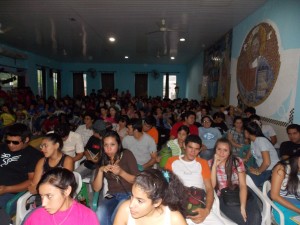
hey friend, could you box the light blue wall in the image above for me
[0,45,187,98]
[231,0,300,123]
[186,52,204,100]
[61,63,187,98]
[0,44,62,95]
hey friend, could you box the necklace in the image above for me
[52,201,74,225]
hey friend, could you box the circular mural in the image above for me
[237,22,280,106]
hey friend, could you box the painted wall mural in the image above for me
[237,22,280,106]
[203,30,232,106]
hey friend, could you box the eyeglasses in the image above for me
[203,120,211,123]
[5,140,21,145]
[40,144,48,149]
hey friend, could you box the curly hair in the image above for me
[135,168,187,217]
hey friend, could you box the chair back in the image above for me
[262,181,284,225]
[246,175,268,225]
[73,171,82,196]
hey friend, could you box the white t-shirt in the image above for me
[62,131,84,157]
[75,124,93,146]
[251,137,279,170]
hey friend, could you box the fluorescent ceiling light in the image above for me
[179,38,185,42]
[170,56,175,60]
[124,56,129,59]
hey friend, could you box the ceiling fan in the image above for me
[0,23,13,34]
[146,19,183,35]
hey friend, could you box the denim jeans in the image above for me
[219,189,262,225]
[248,170,272,188]
[96,192,131,225]
[0,193,17,215]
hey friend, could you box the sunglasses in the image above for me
[5,140,21,145]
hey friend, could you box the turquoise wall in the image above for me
[186,52,204,100]
[0,44,187,98]
[61,63,187,98]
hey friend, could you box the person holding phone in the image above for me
[93,130,139,225]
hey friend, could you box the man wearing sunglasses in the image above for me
[0,123,43,212]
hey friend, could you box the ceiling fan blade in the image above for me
[165,28,184,32]
[146,30,161,35]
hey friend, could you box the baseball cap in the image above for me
[93,120,106,135]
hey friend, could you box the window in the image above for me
[0,72,18,90]
[83,73,87,96]
[52,72,58,98]
[37,69,43,97]
[163,75,177,99]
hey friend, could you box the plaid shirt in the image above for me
[209,157,246,195]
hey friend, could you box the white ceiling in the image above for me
[0,0,266,65]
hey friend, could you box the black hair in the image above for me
[84,111,95,121]
[177,125,190,135]
[101,130,123,165]
[37,168,77,198]
[5,123,31,142]
[244,121,265,138]
[135,169,187,217]
[274,156,300,200]
[127,118,143,132]
[213,138,238,189]
[244,107,256,115]
[185,134,202,147]
[43,133,64,152]
[184,111,196,120]
[54,124,71,138]
[249,114,261,121]
[233,116,243,125]
[286,124,300,133]
[144,115,156,127]
[213,112,225,120]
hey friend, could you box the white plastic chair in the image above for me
[16,171,82,225]
[262,180,284,225]
[245,175,268,225]
[212,191,238,225]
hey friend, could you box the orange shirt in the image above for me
[146,127,159,144]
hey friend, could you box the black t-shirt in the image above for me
[279,141,300,157]
[0,144,43,186]
[213,122,228,135]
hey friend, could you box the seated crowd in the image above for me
[0,87,299,225]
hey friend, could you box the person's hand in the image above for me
[187,208,210,224]
[213,154,223,167]
[155,155,162,163]
[240,207,247,222]
[28,183,37,194]
[0,185,7,195]
[249,167,256,174]
[101,165,111,173]
[109,164,122,176]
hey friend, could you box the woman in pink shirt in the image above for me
[24,168,99,225]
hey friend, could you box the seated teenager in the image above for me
[23,168,99,225]
[0,123,43,212]
[209,138,261,225]
[270,149,300,225]
[113,169,187,225]
[28,133,74,194]
[93,131,139,225]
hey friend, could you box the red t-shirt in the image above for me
[170,121,199,138]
